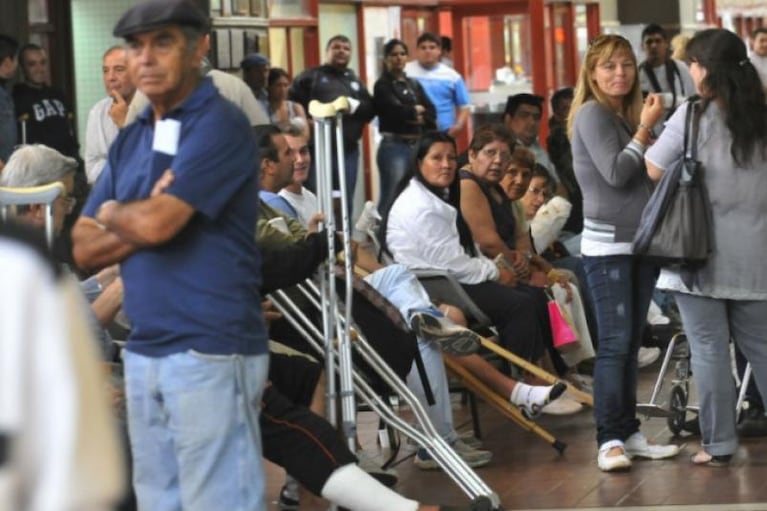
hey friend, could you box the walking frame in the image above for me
[637,332,752,436]
[267,97,502,509]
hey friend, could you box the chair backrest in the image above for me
[362,202,493,331]
[0,182,65,249]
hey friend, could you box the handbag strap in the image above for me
[683,97,703,176]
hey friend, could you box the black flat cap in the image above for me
[504,93,544,116]
[113,0,209,38]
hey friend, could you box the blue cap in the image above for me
[113,0,209,38]
[241,53,270,69]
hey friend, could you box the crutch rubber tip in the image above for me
[552,439,567,454]
[469,496,495,511]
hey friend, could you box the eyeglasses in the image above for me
[480,148,512,162]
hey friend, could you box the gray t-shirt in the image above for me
[646,101,767,299]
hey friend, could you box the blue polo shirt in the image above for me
[404,61,471,131]
[82,78,267,357]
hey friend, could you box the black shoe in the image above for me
[738,407,767,437]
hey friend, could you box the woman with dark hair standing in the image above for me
[569,34,680,471]
[266,67,308,133]
[373,39,436,214]
[646,28,767,467]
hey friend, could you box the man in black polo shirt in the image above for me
[289,35,375,206]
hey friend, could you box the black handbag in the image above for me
[633,98,711,268]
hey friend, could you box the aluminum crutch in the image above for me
[18,113,28,145]
[309,97,357,453]
[0,182,65,248]
[269,285,503,510]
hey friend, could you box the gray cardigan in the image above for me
[571,100,653,243]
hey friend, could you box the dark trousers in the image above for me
[460,280,550,365]
[260,385,356,496]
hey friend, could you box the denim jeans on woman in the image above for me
[376,137,416,216]
[674,294,767,456]
[582,255,657,446]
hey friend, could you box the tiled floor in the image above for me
[264,360,767,510]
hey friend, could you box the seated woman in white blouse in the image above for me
[381,131,568,417]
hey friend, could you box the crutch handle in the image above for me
[0,182,65,206]
[308,96,351,118]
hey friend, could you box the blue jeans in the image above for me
[124,350,269,511]
[363,263,435,322]
[582,255,657,446]
[376,138,415,216]
[364,264,457,442]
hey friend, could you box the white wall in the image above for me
[318,4,359,73]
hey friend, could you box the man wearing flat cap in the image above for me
[241,52,270,102]
[71,1,269,509]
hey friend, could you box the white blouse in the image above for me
[386,178,499,284]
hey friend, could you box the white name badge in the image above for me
[152,119,181,156]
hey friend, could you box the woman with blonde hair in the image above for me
[569,34,681,471]
[670,33,691,61]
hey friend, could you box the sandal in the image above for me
[690,451,732,467]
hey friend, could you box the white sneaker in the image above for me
[623,432,680,460]
[597,443,632,472]
[638,346,661,368]
[541,395,584,415]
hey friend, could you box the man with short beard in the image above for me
[289,35,374,205]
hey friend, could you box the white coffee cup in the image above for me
[658,92,684,109]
